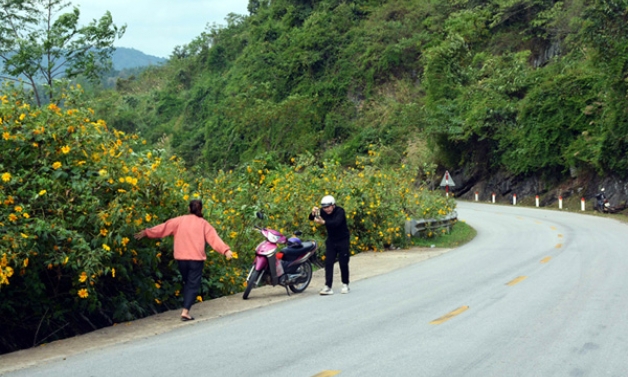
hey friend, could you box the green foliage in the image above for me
[421,0,628,178]
[1,83,453,353]
[0,83,193,351]
[75,0,628,180]
[94,0,448,171]
[410,220,477,249]
[200,149,456,257]
[0,0,125,106]
[502,62,604,174]
[0,85,240,353]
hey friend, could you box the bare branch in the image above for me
[0,75,29,84]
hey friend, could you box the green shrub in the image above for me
[0,85,244,352]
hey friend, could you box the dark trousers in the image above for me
[177,260,204,310]
[325,239,350,288]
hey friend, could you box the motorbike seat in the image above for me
[281,241,316,257]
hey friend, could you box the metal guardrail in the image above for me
[404,211,458,237]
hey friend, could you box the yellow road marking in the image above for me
[540,256,552,264]
[557,234,563,238]
[555,243,562,249]
[430,306,469,325]
[311,371,341,377]
[506,276,528,286]
[550,226,557,230]
[517,216,524,220]
[535,221,542,224]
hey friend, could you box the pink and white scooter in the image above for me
[242,213,322,299]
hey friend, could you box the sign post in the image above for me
[439,171,456,197]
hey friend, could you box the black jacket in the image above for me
[309,206,350,242]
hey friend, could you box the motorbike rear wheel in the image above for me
[243,268,261,300]
[289,262,312,293]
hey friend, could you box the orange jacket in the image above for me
[145,214,230,260]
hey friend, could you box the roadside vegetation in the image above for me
[0,85,453,353]
[410,220,477,249]
[2,0,627,356]
[95,0,628,181]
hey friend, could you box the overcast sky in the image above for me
[73,0,250,58]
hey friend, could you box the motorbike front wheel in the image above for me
[243,268,261,300]
[289,262,312,293]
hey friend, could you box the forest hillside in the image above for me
[94,0,627,185]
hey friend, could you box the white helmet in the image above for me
[321,195,335,208]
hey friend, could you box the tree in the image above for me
[0,0,125,106]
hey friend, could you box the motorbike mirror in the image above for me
[294,230,302,236]
[256,211,265,220]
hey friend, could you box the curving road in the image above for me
[4,201,628,377]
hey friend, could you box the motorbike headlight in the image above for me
[267,233,281,243]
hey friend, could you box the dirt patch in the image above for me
[0,247,449,374]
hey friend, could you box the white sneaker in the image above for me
[319,285,333,295]
[341,284,350,294]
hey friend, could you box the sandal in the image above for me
[180,315,195,321]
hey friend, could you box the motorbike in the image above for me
[242,212,322,300]
[597,198,610,213]
[596,198,628,214]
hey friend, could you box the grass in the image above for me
[409,220,477,249]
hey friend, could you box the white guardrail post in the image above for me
[581,197,585,211]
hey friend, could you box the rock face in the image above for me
[441,168,628,209]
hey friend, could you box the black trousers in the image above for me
[325,238,350,288]
[177,260,204,310]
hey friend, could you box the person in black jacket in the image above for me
[595,188,607,212]
[309,195,350,295]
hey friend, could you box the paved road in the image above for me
[3,202,628,376]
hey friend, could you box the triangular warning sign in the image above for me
[439,171,456,187]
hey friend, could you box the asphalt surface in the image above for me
[0,245,449,375]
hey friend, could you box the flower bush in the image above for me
[0,86,243,353]
[212,151,456,257]
[0,85,454,353]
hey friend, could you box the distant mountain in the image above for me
[112,47,166,71]
[0,47,164,80]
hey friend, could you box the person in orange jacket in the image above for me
[134,200,233,321]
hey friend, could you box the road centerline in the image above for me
[430,306,469,325]
[311,371,341,377]
[506,276,528,286]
